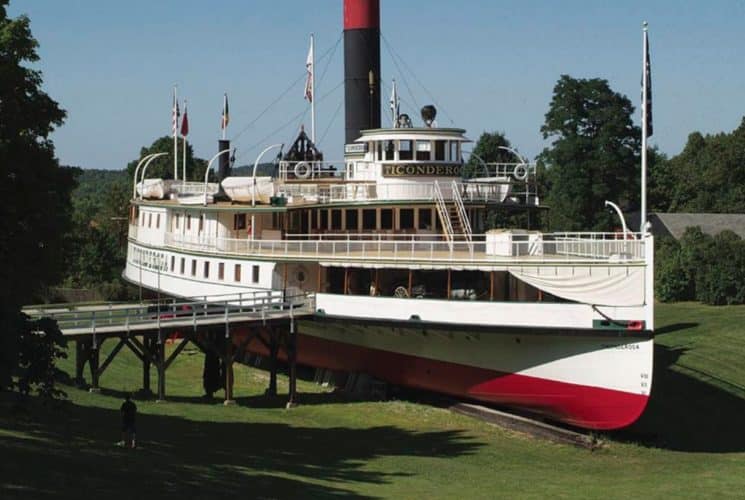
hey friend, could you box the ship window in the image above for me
[203,261,210,278]
[345,209,358,231]
[170,255,175,271]
[234,264,242,282]
[398,140,413,160]
[416,141,431,161]
[191,259,197,277]
[362,209,376,230]
[381,209,393,229]
[218,262,224,280]
[148,213,152,228]
[180,258,185,274]
[156,214,160,229]
[435,141,446,161]
[198,214,204,232]
[320,210,329,230]
[400,209,414,229]
[175,213,180,229]
[418,208,432,230]
[384,140,394,161]
[234,213,246,230]
[252,265,259,283]
[377,141,383,160]
[187,214,191,230]
[449,141,459,162]
[331,209,342,230]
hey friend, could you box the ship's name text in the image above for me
[382,164,462,177]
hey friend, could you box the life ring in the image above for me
[513,163,528,181]
[293,161,311,179]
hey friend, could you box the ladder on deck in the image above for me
[433,180,473,251]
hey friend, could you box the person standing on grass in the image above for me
[120,394,137,449]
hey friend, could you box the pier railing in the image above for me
[157,230,646,264]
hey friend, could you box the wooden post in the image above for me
[267,328,278,396]
[283,263,289,291]
[224,338,235,405]
[142,339,152,396]
[317,265,322,292]
[344,268,349,295]
[447,270,452,300]
[286,324,298,408]
[89,337,100,393]
[490,271,495,301]
[74,339,86,387]
[156,334,166,402]
[408,270,413,297]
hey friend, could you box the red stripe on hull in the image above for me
[235,329,648,430]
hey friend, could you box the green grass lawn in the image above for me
[3,303,745,499]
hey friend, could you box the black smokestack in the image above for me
[344,0,381,145]
[218,139,231,180]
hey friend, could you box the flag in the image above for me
[390,78,400,124]
[643,26,653,137]
[172,91,180,136]
[221,93,229,129]
[181,100,189,137]
[304,40,313,102]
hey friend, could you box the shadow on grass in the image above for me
[614,323,745,453]
[0,393,481,499]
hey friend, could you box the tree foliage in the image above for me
[125,135,207,182]
[650,118,745,213]
[0,2,74,390]
[540,75,640,231]
[464,131,515,178]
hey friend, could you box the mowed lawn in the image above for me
[2,303,745,499]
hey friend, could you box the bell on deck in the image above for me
[421,105,437,127]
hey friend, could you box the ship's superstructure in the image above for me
[123,0,654,430]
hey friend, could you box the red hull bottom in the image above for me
[236,329,648,430]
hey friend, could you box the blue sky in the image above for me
[10,0,745,170]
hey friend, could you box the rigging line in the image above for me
[381,34,419,113]
[382,32,458,126]
[235,80,344,161]
[316,33,342,89]
[319,98,343,145]
[230,32,343,143]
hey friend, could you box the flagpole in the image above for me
[173,86,178,181]
[641,22,648,233]
[310,33,316,144]
[182,99,187,186]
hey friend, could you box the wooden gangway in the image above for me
[23,292,315,405]
[24,292,315,338]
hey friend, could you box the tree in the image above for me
[464,131,516,178]
[0,2,75,390]
[539,75,640,231]
[125,136,207,182]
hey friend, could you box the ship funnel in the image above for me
[344,0,381,144]
[218,139,231,180]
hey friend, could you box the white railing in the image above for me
[433,180,454,249]
[451,180,473,244]
[154,230,646,264]
[172,181,220,197]
[278,161,346,181]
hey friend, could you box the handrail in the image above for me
[451,180,473,245]
[433,180,454,250]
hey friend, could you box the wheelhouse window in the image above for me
[180,258,185,274]
[234,264,242,282]
[198,214,204,232]
[331,209,342,230]
[398,140,413,161]
[170,255,175,271]
[234,214,246,230]
[148,213,152,228]
[434,141,446,161]
[416,141,431,161]
[156,214,160,229]
[449,141,460,162]
[384,140,395,161]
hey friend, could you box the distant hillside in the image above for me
[70,168,128,199]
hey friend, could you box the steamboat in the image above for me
[124,0,654,429]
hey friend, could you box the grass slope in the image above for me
[2,303,745,499]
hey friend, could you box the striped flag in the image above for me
[172,91,180,136]
[221,93,229,129]
[181,100,189,137]
[304,40,313,102]
[643,26,653,137]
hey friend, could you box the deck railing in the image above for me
[154,230,646,264]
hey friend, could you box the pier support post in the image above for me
[74,339,88,387]
[223,335,236,406]
[88,336,100,393]
[267,328,279,397]
[286,322,298,408]
[142,336,152,396]
[156,334,166,402]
